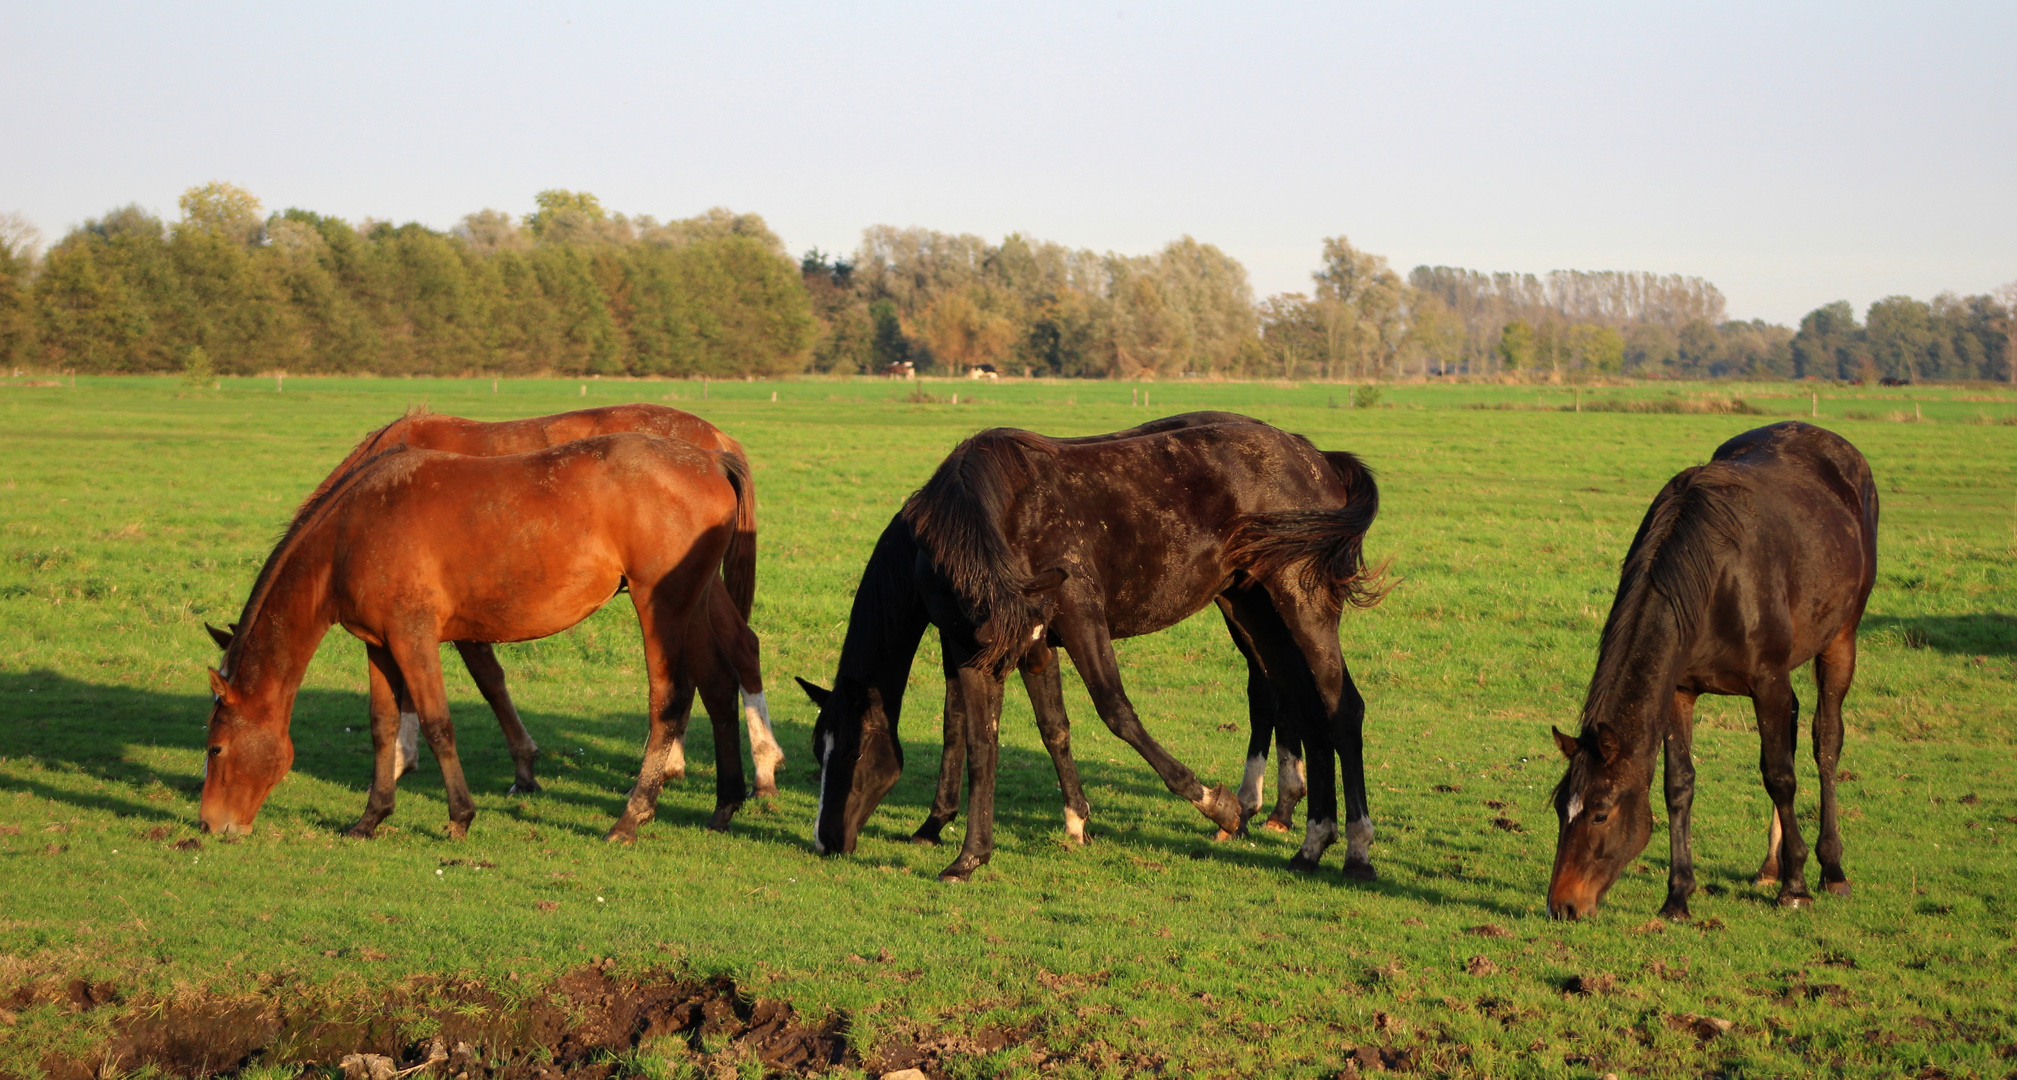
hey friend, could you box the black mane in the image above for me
[899,427,1057,668]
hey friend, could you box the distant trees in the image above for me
[6,184,2009,383]
[1790,290,2015,383]
[9,186,814,376]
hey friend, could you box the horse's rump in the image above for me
[1225,448,1386,610]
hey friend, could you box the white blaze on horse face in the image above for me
[394,712,420,777]
[1345,817,1375,864]
[1300,817,1339,862]
[1565,792,1584,825]
[811,729,837,854]
[1029,623,1045,643]
[1239,754,1267,813]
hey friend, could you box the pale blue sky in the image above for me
[4,1,2012,323]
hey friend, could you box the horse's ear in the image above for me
[1551,726,1581,760]
[208,667,237,704]
[795,676,831,707]
[1022,566,1069,594]
[204,622,234,649]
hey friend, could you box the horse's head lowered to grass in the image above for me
[1546,725,1653,920]
[799,675,904,855]
[200,665,295,835]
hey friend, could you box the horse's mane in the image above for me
[221,442,415,678]
[1579,464,1749,737]
[900,427,1057,669]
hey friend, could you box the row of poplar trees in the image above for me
[1,185,2011,381]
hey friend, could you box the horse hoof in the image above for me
[1341,859,1377,883]
[1286,854,1320,876]
[604,825,637,844]
[1778,893,1813,910]
[508,779,541,795]
[1753,874,1780,888]
[1261,818,1292,833]
[753,784,779,799]
[937,871,970,884]
[1212,828,1235,842]
[445,821,469,841]
[910,833,943,846]
[344,825,377,840]
[1825,880,1853,898]
[705,813,736,833]
[1659,904,1693,922]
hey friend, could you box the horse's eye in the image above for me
[207,745,223,756]
[1592,811,1609,823]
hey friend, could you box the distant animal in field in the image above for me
[798,417,1384,882]
[1548,422,1877,920]
[200,433,753,841]
[894,412,1313,848]
[228,403,779,798]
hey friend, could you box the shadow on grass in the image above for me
[1863,613,2017,657]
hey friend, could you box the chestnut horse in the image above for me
[201,433,751,840]
[884,413,1311,848]
[1547,422,1877,919]
[212,404,781,797]
[801,420,1383,882]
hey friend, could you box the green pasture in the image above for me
[1,374,2014,1077]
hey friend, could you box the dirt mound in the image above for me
[11,966,860,1079]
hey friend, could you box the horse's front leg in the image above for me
[393,636,477,839]
[939,665,1006,883]
[1660,691,1700,920]
[348,644,407,838]
[1022,643,1092,845]
[454,641,541,794]
[914,672,966,845]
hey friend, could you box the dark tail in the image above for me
[714,447,756,618]
[1227,449,1388,609]
[715,436,758,621]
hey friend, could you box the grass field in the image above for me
[1,374,2014,1078]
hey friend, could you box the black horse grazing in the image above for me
[904,413,1311,847]
[800,418,1384,882]
[1548,422,1878,920]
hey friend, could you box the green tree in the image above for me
[1497,320,1535,373]
[178,181,265,245]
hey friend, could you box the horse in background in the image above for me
[801,419,1384,882]
[1548,422,1877,919]
[201,434,753,841]
[212,403,781,797]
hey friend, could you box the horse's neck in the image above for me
[231,535,336,704]
[837,522,930,713]
[1586,591,1690,763]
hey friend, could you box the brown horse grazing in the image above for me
[898,413,1310,847]
[800,420,1383,882]
[229,403,780,797]
[1547,422,1877,920]
[200,433,751,841]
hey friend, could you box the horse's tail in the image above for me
[711,446,755,616]
[901,427,1057,671]
[1227,448,1389,610]
[714,435,758,621]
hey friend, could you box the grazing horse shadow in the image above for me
[0,668,752,838]
[1861,613,2017,657]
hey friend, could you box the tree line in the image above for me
[1,187,2011,382]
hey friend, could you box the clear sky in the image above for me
[4,1,2012,324]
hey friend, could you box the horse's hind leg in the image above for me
[394,636,478,840]
[454,641,541,794]
[1754,673,1813,906]
[348,645,408,839]
[609,594,695,842]
[1812,624,1857,897]
[1055,618,1243,837]
[1262,586,1373,881]
[709,580,782,797]
[915,670,967,845]
[1217,601,1280,838]
[695,637,748,832]
[1022,641,1091,845]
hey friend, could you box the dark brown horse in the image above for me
[200,433,751,840]
[1547,422,1877,919]
[894,413,1309,847]
[212,404,780,797]
[800,419,1383,882]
